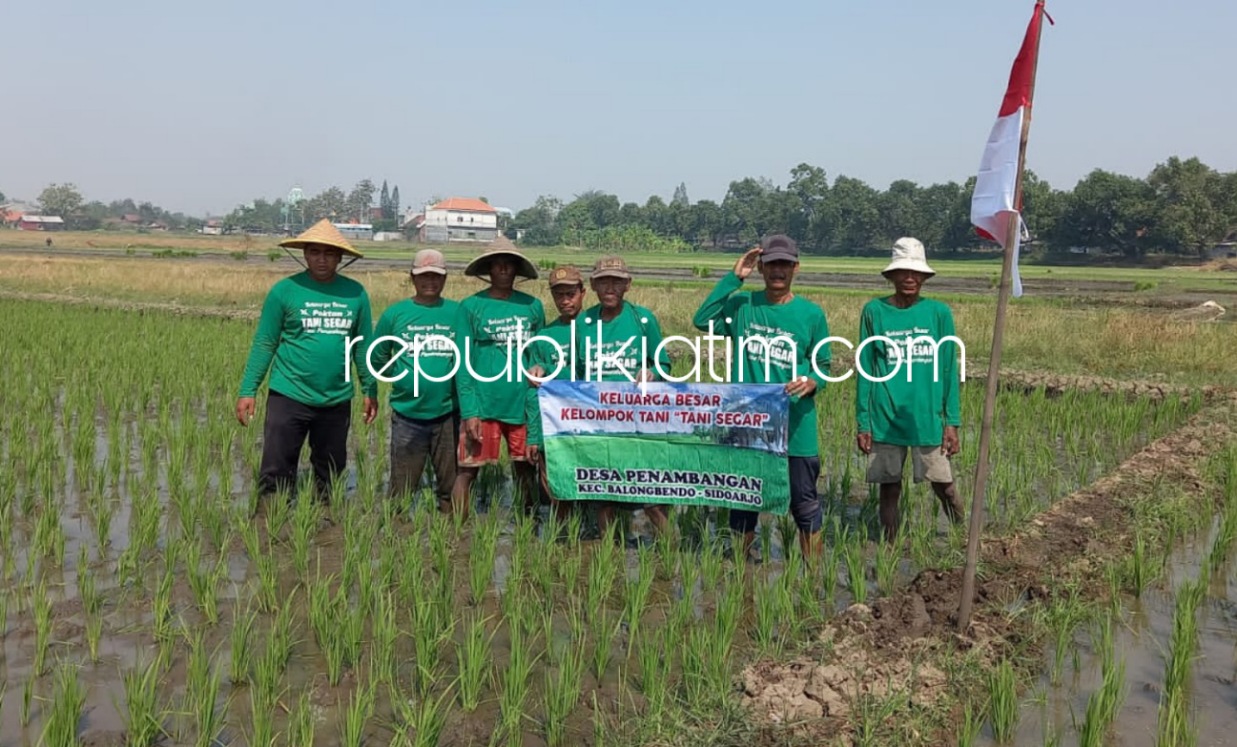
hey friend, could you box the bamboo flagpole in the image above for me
[957,1,1054,631]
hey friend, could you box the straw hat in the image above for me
[464,235,538,281]
[279,218,364,258]
[881,237,935,278]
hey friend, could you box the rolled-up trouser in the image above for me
[258,390,351,499]
[729,456,822,534]
[388,411,459,506]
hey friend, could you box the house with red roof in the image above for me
[421,197,498,243]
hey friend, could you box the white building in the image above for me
[421,197,498,243]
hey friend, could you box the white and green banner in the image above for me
[538,381,791,513]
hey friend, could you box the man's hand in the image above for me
[236,397,256,427]
[857,432,873,455]
[784,376,816,398]
[464,417,483,446]
[527,364,545,388]
[363,397,378,425]
[733,246,762,280]
[942,425,960,457]
[528,444,540,465]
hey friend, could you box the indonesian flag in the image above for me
[970,1,1051,298]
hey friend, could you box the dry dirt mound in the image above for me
[1198,258,1237,272]
[1170,300,1226,322]
[740,395,1237,742]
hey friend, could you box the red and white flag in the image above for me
[970,1,1052,298]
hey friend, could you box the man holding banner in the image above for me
[525,265,587,522]
[575,255,673,538]
[692,234,831,561]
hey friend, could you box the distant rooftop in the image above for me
[430,197,496,213]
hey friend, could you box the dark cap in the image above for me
[760,234,799,263]
[591,255,631,280]
[548,265,583,288]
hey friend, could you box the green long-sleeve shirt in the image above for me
[854,296,962,447]
[692,271,831,458]
[524,317,578,447]
[370,297,464,420]
[238,272,378,407]
[456,288,546,424]
[574,301,670,382]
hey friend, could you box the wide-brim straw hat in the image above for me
[881,237,935,278]
[279,218,364,259]
[464,236,538,281]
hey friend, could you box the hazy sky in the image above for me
[3,0,1232,217]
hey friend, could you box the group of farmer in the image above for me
[236,218,966,559]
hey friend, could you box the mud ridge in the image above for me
[740,395,1237,742]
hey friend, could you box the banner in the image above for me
[538,380,791,513]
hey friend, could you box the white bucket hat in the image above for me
[882,237,935,278]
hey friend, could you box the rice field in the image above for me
[0,284,1222,746]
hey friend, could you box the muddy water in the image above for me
[980,520,1237,747]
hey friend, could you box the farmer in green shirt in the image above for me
[453,240,546,518]
[236,219,378,503]
[370,249,464,514]
[855,237,965,542]
[692,234,831,561]
[575,255,673,538]
[525,265,587,522]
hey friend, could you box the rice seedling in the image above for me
[33,575,52,676]
[393,683,455,747]
[1157,575,1207,747]
[497,620,539,747]
[339,678,375,747]
[458,611,496,712]
[758,520,773,565]
[291,492,321,581]
[41,658,86,747]
[753,577,781,653]
[543,633,586,746]
[636,627,672,721]
[189,651,226,747]
[591,609,619,684]
[183,540,220,625]
[585,544,618,627]
[622,544,656,646]
[21,673,33,727]
[117,653,166,747]
[371,590,399,688]
[955,701,983,747]
[246,678,278,747]
[288,690,315,747]
[699,537,724,592]
[85,610,103,663]
[152,564,175,648]
[1074,628,1127,747]
[559,548,582,602]
[987,659,1019,743]
[229,601,257,685]
[874,537,900,598]
[412,593,453,696]
[843,528,868,605]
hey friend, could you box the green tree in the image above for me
[0,190,6,204]
[1056,169,1154,257]
[391,186,401,225]
[511,195,563,245]
[379,180,391,220]
[346,179,376,222]
[818,176,881,252]
[787,164,829,250]
[38,183,84,218]
[1145,156,1230,256]
[671,182,690,208]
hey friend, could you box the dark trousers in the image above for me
[729,456,822,534]
[257,390,352,499]
[389,411,459,506]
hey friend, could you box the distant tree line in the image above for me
[510,156,1237,259]
[0,183,203,232]
[223,179,402,234]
